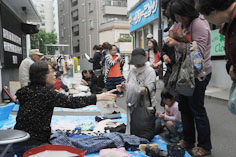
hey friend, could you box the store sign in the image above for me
[211,29,225,56]
[3,28,22,55]
[129,0,159,32]
[3,41,22,55]
[3,28,21,45]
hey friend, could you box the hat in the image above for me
[147,33,153,39]
[129,48,147,65]
[29,49,43,56]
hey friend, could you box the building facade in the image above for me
[128,0,231,89]
[58,0,99,65]
[53,0,60,44]
[98,0,132,55]
[32,0,54,33]
[0,0,40,102]
[128,0,166,51]
[58,0,132,69]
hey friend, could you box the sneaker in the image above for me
[177,140,194,150]
[192,147,211,157]
[113,103,118,108]
[104,104,110,108]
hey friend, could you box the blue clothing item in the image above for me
[155,117,164,134]
[172,121,183,134]
[50,131,149,154]
[178,73,212,150]
[105,77,123,91]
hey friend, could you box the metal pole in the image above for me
[158,0,163,79]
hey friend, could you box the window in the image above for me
[71,0,78,6]
[60,17,64,25]
[104,0,111,6]
[73,40,80,53]
[72,25,79,36]
[72,10,78,21]
[89,19,94,30]
[61,30,64,38]
[88,2,93,13]
[42,23,45,26]
[112,0,122,6]
[120,34,130,38]
[59,3,63,11]
[41,4,44,7]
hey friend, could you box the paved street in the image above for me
[98,89,236,157]
[67,65,236,157]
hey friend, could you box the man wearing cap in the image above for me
[117,48,157,136]
[147,33,153,40]
[19,49,44,87]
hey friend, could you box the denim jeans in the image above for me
[178,73,212,150]
[105,77,123,94]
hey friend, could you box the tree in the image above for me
[30,29,58,55]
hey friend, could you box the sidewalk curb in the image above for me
[205,95,228,102]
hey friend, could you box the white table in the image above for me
[0,129,30,157]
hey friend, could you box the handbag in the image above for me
[228,82,236,115]
[176,44,195,96]
[130,87,156,141]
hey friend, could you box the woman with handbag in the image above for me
[166,0,212,156]
[117,48,157,141]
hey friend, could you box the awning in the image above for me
[21,23,39,34]
[2,0,41,22]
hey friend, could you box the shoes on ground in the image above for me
[192,147,211,157]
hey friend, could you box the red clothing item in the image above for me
[146,50,161,64]
[220,5,236,73]
[54,79,63,90]
[108,55,122,78]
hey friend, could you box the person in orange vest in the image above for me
[104,45,125,108]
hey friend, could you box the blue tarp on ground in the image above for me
[0,113,190,157]
[12,104,101,112]
[0,114,127,130]
[85,135,191,157]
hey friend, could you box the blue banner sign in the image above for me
[129,0,159,32]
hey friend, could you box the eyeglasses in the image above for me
[48,69,55,73]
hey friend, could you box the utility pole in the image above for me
[158,0,163,79]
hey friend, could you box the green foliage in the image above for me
[30,29,58,55]
[117,37,132,42]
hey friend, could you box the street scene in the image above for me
[0,0,236,157]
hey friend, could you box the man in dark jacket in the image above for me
[89,45,103,70]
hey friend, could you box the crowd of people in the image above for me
[13,0,236,156]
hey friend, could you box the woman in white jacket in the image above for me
[117,48,157,136]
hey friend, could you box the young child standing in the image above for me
[156,88,182,142]
[104,45,125,108]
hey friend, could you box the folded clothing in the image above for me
[103,111,121,119]
[99,147,129,157]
